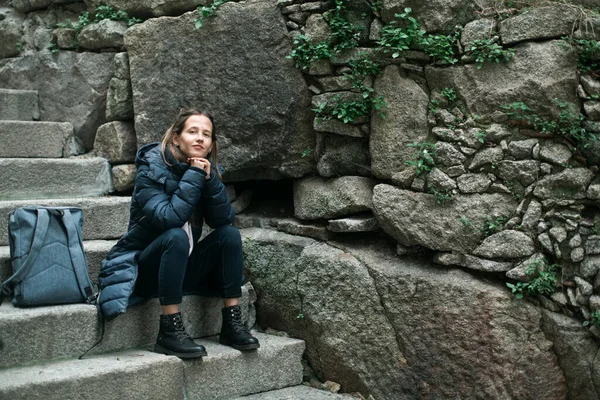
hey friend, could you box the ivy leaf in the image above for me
[195,18,204,29]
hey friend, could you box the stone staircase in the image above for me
[0,89,346,399]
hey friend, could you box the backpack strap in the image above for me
[60,209,96,304]
[0,208,50,304]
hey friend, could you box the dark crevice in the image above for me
[294,256,325,380]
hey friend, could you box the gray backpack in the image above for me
[0,206,96,307]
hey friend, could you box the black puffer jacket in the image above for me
[98,142,234,320]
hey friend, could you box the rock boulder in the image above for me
[125,1,314,180]
[0,51,115,150]
[242,228,568,399]
[372,184,517,253]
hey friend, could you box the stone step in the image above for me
[0,121,75,158]
[0,350,184,400]
[0,89,39,121]
[0,239,115,286]
[0,158,114,201]
[234,385,350,399]
[0,284,254,369]
[183,333,304,400]
[0,196,131,246]
[0,332,304,400]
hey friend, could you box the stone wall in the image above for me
[2,0,600,398]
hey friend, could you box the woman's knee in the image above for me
[162,227,191,253]
[213,225,241,246]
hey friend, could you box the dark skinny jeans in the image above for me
[135,224,243,305]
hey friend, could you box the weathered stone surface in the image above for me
[12,0,80,12]
[539,232,554,254]
[426,41,578,117]
[0,7,24,58]
[0,51,115,150]
[294,176,376,220]
[370,65,428,179]
[20,5,84,52]
[500,5,580,45]
[437,252,514,272]
[506,253,547,281]
[372,184,517,253]
[549,226,567,244]
[93,121,136,164]
[521,199,542,233]
[317,75,372,93]
[473,230,536,258]
[241,229,409,399]
[457,173,491,193]
[183,333,304,400]
[242,228,568,399]
[111,164,136,192]
[433,127,481,149]
[106,77,133,121]
[114,52,130,79]
[581,74,600,97]
[0,158,113,200]
[432,141,465,167]
[313,118,365,137]
[498,160,540,186]
[575,276,593,297]
[391,168,415,188]
[584,101,600,120]
[586,237,600,255]
[380,0,480,32]
[571,247,584,261]
[316,133,370,177]
[508,139,539,160]
[327,215,379,233]
[125,3,314,180]
[78,19,127,50]
[541,310,600,400]
[0,89,39,121]
[274,218,332,241]
[83,0,207,17]
[589,179,600,200]
[570,234,583,249]
[533,168,595,200]
[461,18,495,48]
[469,147,503,170]
[539,141,572,165]
[0,121,73,158]
[369,18,383,41]
[590,295,600,312]
[426,168,456,191]
[304,13,330,42]
[485,124,513,143]
[54,27,76,49]
[312,92,363,114]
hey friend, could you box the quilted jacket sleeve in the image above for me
[201,172,235,228]
[134,165,207,231]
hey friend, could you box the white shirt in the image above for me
[182,222,194,256]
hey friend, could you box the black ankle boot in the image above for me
[154,312,207,358]
[219,305,260,351]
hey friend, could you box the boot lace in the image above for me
[172,314,192,342]
[230,307,249,334]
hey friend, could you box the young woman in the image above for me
[98,108,259,358]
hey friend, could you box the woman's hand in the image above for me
[188,157,211,179]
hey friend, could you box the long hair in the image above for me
[160,108,221,179]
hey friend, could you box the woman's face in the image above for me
[173,114,214,159]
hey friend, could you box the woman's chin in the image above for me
[188,151,209,159]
